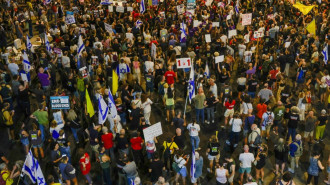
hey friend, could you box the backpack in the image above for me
[0,171,8,185]
[253,131,262,145]
[293,141,303,157]
[158,82,165,95]
[265,112,273,126]
[163,142,173,159]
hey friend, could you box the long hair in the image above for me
[167,87,173,98]
[275,138,285,152]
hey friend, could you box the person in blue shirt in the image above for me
[288,134,303,173]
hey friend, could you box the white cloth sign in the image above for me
[108,6,113,12]
[143,122,163,142]
[228,29,237,38]
[21,73,28,82]
[53,111,64,124]
[285,42,291,48]
[193,20,201,27]
[242,13,252,26]
[127,7,133,11]
[104,23,112,33]
[212,22,220,27]
[215,55,224,63]
[176,58,192,68]
[205,34,211,43]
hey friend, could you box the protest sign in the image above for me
[176,58,192,68]
[242,13,252,26]
[228,29,237,38]
[205,34,211,42]
[143,122,163,142]
[215,55,224,63]
[50,96,70,109]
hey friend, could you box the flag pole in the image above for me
[183,84,189,118]
[17,145,33,185]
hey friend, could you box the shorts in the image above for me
[320,87,327,94]
[224,109,234,117]
[304,131,314,138]
[208,154,220,161]
[146,84,154,92]
[91,144,100,154]
[32,143,43,148]
[275,159,285,165]
[166,105,174,110]
[228,175,234,183]
[261,124,271,131]
[239,167,251,174]
[243,129,249,137]
[237,85,246,92]
[178,166,187,177]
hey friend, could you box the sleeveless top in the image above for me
[307,157,319,176]
[30,130,42,146]
[216,168,227,183]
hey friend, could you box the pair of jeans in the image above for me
[39,124,46,142]
[84,173,92,184]
[287,127,296,141]
[119,112,126,125]
[195,108,205,124]
[60,146,71,163]
[230,131,240,145]
[190,136,200,150]
[105,148,116,163]
[102,167,112,185]
[70,127,81,143]
[206,107,215,123]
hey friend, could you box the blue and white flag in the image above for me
[180,20,187,42]
[22,150,46,185]
[234,0,239,14]
[22,52,31,72]
[108,88,118,118]
[140,0,145,14]
[188,65,195,103]
[43,0,51,5]
[204,62,210,78]
[100,0,112,5]
[45,34,51,53]
[26,35,32,51]
[190,150,196,183]
[77,35,85,69]
[135,20,143,29]
[322,44,328,64]
[98,95,109,125]
[116,63,130,75]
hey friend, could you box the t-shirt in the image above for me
[208,142,220,156]
[174,135,185,149]
[33,110,49,126]
[79,153,91,175]
[256,103,267,119]
[247,79,258,92]
[229,118,242,132]
[149,160,164,182]
[163,141,178,154]
[123,162,138,178]
[194,94,206,109]
[318,115,327,126]
[187,123,200,136]
[258,88,273,102]
[130,137,143,150]
[37,72,50,86]
[239,152,255,168]
[101,133,113,149]
[274,106,285,121]
[287,113,299,128]
[305,116,317,132]
[164,71,176,85]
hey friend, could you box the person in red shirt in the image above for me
[269,65,280,89]
[78,149,93,185]
[257,99,268,122]
[130,132,144,167]
[164,66,176,85]
[224,97,236,125]
[101,126,115,161]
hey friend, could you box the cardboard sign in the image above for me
[285,42,291,48]
[116,6,124,13]
[176,58,192,68]
[143,122,163,142]
[104,23,112,33]
[193,20,201,27]
[242,13,252,26]
[228,29,237,38]
[65,14,75,24]
[91,56,99,66]
[205,34,211,43]
[50,96,70,109]
[212,22,220,27]
[21,73,28,82]
[215,55,224,63]
[108,6,113,12]
[79,66,88,78]
[127,7,133,11]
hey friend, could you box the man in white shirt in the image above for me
[209,77,218,98]
[239,145,255,184]
[238,43,247,59]
[320,70,330,103]
[145,57,154,74]
[187,121,201,150]
[62,51,71,73]
[8,59,19,76]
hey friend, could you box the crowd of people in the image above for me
[0,0,329,184]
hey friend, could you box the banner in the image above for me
[104,23,112,33]
[177,4,185,14]
[143,122,163,142]
[116,6,124,13]
[65,14,75,24]
[176,58,192,68]
[100,0,112,5]
[293,3,315,15]
[50,96,70,109]
[215,55,224,63]
[242,13,252,26]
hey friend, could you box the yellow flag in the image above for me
[306,19,316,36]
[112,70,118,95]
[85,89,95,118]
[293,3,315,15]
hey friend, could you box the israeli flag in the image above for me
[77,35,85,68]
[180,20,187,42]
[135,20,143,29]
[116,63,130,75]
[45,34,51,53]
[204,62,210,78]
[22,52,31,72]
[190,150,196,183]
[43,0,51,5]
[235,0,239,14]
[26,35,32,51]
[98,95,109,125]
[322,44,328,64]
[188,65,195,103]
[108,88,118,118]
[140,0,145,14]
[22,150,46,185]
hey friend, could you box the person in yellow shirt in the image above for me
[2,102,14,140]
[162,137,178,171]
[0,163,15,185]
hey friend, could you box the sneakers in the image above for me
[205,121,210,124]
[288,168,295,173]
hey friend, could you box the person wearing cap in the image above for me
[315,109,328,143]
